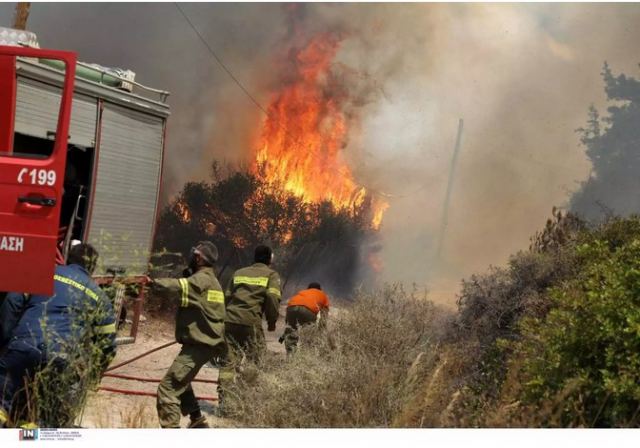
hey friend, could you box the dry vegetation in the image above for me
[223,285,453,427]
[8,212,639,428]
[8,213,637,429]
[220,211,640,428]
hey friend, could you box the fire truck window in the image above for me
[12,133,55,159]
[0,57,67,160]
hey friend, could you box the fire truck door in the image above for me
[0,46,76,296]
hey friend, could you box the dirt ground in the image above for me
[80,303,287,428]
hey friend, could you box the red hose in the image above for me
[105,341,177,372]
[103,372,217,384]
[98,386,217,402]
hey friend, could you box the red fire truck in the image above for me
[0,29,170,343]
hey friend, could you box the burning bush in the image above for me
[153,164,381,297]
[154,25,390,297]
[252,31,388,230]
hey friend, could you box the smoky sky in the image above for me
[3,3,640,304]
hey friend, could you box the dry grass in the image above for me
[87,397,157,428]
[224,285,453,427]
[119,400,157,428]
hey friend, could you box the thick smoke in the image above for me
[252,4,640,304]
[4,4,640,304]
[0,2,287,196]
[314,4,640,303]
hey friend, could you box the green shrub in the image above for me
[450,212,583,421]
[513,229,640,426]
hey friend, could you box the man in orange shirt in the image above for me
[279,282,330,354]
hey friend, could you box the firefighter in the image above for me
[149,241,226,429]
[216,245,281,412]
[223,245,281,362]
[0,243,116,428]
[279,282,330,354]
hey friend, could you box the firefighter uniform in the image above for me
[151,266,226,428]
[217,263,281,395]
[224,263,281,359]
[282,288,330,354]
[0,264,116,428]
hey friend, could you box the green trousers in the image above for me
[156,343,222,428]
[285,305,317,328]
[283,306,317,354]
[217,322,266,396]
[224,322,265,363]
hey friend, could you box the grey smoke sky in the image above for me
[3,3,639,304]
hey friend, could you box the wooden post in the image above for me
[436,118,464,260]
[13,2,31,30]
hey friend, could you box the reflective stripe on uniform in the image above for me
[207,290,224,303]
[0,407,8,424]
[54,274,98,302]
[95,323,117,334]
[84,289,99,301]
[178,278,189,307]
[267,287,281,298]
[233,276,269,287]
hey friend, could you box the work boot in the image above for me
[187,415,209,428]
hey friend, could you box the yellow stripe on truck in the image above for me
[233,276,269,287]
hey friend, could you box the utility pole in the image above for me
[436,118,464,261]
[12,2,31,30]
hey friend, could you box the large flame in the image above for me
[253,33,387,228]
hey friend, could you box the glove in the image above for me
[267,322,276,332]
[142,279,154,296]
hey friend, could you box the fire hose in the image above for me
[103,372,217,384]
[98,340,218,402]
[105,340,176,372]
[98,386,217,402]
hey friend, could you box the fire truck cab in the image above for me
[0,29,169,342]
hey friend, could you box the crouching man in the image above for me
[149,241,226,428]
[0,243,116,428]
[280,282,330,355]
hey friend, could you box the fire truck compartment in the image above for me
[14,57,170,278]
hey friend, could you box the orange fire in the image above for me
[176,200,190,223]
[253,33,387,228]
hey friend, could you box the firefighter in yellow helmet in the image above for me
[149,241,225,428]
[217,245,281,404]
